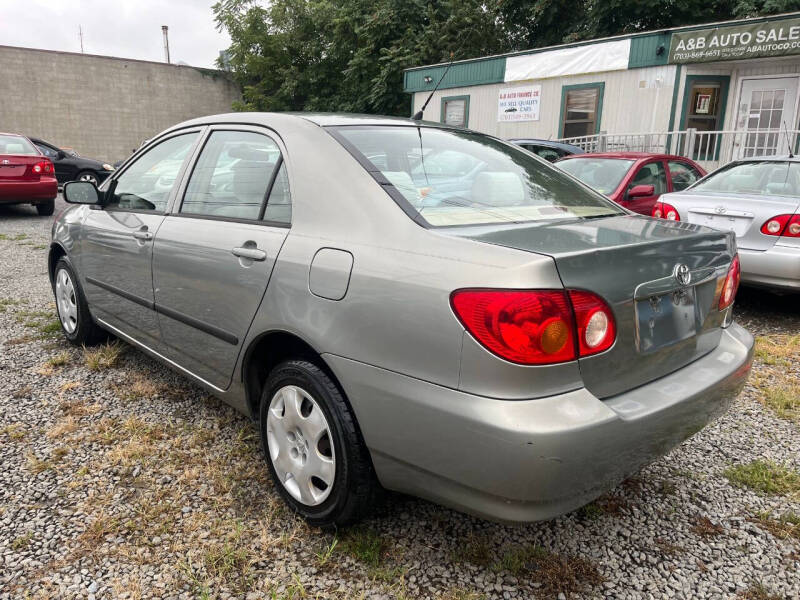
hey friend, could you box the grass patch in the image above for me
[11,533,32,551]
[724,460,800,496]
[46,351,71,368]
[112,374,163,401]
[439,591,487,600]
[84,341,125,371]
[451,534,494,567]
[760,384,800,424]
[0,297,23,312]
[26,453,54,474]
[754,334,800,366]
[0,233,28,241]
[738,583,783,600]
[494,545,603,597]
[1,423,27,441]
[752,511,800,541]
[12,385,32,399]
[339,527,389,569]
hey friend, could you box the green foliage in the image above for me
[214,0,797,116]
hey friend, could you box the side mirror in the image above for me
[63,180,101,205]
[56,150,66,160]
[628,184,655,198]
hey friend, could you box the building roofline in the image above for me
[0,43,225,73]
[404,11,800,73]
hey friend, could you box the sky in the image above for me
[0,0,231,68]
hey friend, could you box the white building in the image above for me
[404,12,800,169]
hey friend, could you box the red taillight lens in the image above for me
[32,161,53,175]
[761,214,800,237]
[662,202,680,221]
[569,290,617,356]
[652,202,664,218]
[450,290,576,364]
[450,289,617,364]
[718,255,740,310]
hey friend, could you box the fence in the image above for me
[559,129,800,171]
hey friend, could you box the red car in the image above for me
[556,152,706,216]
[0,133,58,216]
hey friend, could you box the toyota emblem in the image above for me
[674,263,691,287]
[1,159,8,165]
[714,206,727,214]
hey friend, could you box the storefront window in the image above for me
[440,96,469,128]
[560,84,603,138]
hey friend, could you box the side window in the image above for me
[181,130,281,220]
[531,146,561,162]
[628,161,667,195]
[108,133,199,212]
[263,162,291,224]
[668,160,702,191]
[36,144,58,159]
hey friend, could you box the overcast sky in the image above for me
[0,0,231,68]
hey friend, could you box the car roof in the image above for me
[508,138,584,151]
[166,112,459,132]
[560,152,688,160]
[725,154,800,163]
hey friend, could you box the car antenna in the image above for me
[782,120,794,158]
[412,53,455,121]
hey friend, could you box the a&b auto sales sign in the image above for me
[670,17,800,64]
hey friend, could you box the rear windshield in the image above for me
[691,161,800,197]
[557,157,635,195]
[332,126,623,227]
[0,135,38,156]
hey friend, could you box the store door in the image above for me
[735,77,799,158]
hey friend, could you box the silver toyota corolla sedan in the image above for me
[657,157,800,291]
[50,113,753,526]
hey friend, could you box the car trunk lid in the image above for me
[448,214,736,398]
[677,191,800,251]
[0,154,44,181]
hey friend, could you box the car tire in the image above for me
[36,199,55,216]
[76,171,99,186]
[52,256,107,346]
[259,359,378,527]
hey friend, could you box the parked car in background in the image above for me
[655,157,800,292]
[29,137,114,186]
[557,152,706,215]
[509,138,584,162]
[0,133,57,215]
[51,113,751,527]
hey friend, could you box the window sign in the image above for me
[441,96,468,127]
[498,85,541,122]
[695,94,711,114]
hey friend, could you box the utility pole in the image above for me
[161,25,170,64]
[79,25,84,53]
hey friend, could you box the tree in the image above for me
[214,0,799,117]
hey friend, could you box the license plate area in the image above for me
[635,286,699,354]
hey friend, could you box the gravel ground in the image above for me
[1,197,798,600]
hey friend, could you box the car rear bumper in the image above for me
[0,179,58,203]
[739,245,800,290]
[324,323,753,523]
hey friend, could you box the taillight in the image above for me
[32,161,53,175]
[761,214,800,237]
[718,255,740,310]
[569,290,617,356]
[652,202,679,220]
[450,289,616,365]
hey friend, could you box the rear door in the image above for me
[621,160,668,215]
[80,130,203,346]
[151,126,291,389]
[666,159,703,192]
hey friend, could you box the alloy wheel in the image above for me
[267,385,336,506]
[55,268,78,334]
[79,173,98,186]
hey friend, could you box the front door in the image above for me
[622,160,668,215]
[80,131,202,346]
[735,77,799,158]
[152,128,292,389]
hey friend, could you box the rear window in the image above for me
[331,126,623,227]
[557,157,635,195]
[691,161,800,197]
[0,135,38,156]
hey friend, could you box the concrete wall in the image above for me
[412,65,678,139]
[0,45,240,163]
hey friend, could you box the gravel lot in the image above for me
[1,197,798,600]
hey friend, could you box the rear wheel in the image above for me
[36,199,55,216]
[53,257,107,346]
[259,360,377,527]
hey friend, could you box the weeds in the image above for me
[752,511,800,541]
[84,341,125,371]
[724,460,800,496]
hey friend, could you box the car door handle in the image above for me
[132,229,153,241]
[231,246,267,261]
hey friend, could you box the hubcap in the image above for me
[267,385,335,506]
[79,173,98,185]
[55,268,78,334]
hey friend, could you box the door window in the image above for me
[181,130,282,220]
[628,162,667,195]
[107,133,199,212]
[263,162,291,224]
[35,143,59,159]
[668,161,702,191]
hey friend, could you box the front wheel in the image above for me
[76,171,99,186]
[36,199,55,216]
[53,257,107,346]
[259,360,378,527]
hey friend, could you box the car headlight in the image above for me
[102,163,115,171]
